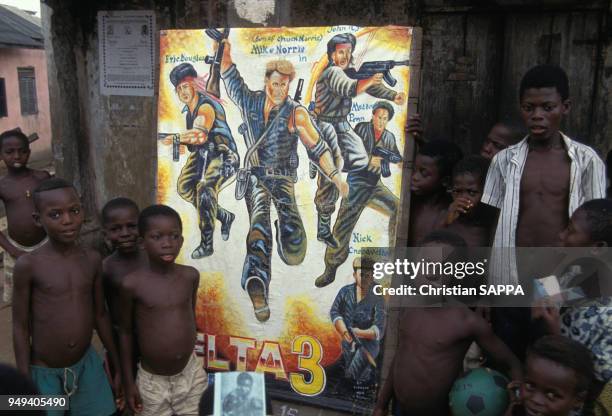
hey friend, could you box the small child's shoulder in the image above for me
[32,170,51,181]
[177,264,199,280]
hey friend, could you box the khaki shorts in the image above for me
[3,236,47,303]
[136,353,207,416]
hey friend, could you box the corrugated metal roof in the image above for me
[0,4,42,49]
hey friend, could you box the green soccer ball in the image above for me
[449,368,509,416]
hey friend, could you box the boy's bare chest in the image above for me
[33,257,95,296]
[400,309,468,348]
[521,151,570,197]
[0,176,42,203]
[136,276,192,309]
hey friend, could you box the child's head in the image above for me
[412,140,463,196]
[559,199,612,248]
[522,335,593,416]
[480,119,525,160]
[450,155,490,207]
[33,178,82,244]
[102,197,140,254]
[519,65,570,143]
[138,204,183,264]
[0,129,30,170]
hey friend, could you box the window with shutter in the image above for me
[18,68,38,115]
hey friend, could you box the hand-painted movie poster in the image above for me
[157,26,413,411]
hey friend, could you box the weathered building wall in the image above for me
[0,47,52,162]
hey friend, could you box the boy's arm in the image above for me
[373,354,395,416]
[12,255,33,375]
[92,252,121,389]
[582,153,607,200]
[191,267,199,316]
[469,309,523,381]
[481,152,506,209]
[0,230,26,258]
[119,276,142,413]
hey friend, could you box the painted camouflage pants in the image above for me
[176,152,229,236]
[324,171,398,270]
[241,175,306,289]
[314,173,340,215]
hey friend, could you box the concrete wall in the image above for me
[0,47,52,162]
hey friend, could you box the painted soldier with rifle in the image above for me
[160,29,238,259]
[218,38,349,322]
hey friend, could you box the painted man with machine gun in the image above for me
[218,38,349,322]
[313,33,406,287]
[162,49,238,259]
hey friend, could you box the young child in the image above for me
[120,204,206,415]
[533,199,612,394]
[479,119,525,160]
[0,128,51,302]
[506,335,594,416]
[408,140,463,245]
[11,177,121,415]
[374,230,522,416]
[443,155,498,247]
[101,197,147,379]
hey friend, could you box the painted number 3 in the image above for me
[289,335,326,396]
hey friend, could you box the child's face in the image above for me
[103,206,140,254]
[35,188,84,244]
[1,136,30,169]
[521,355,583,416]
[411,155,442,196]
[450,173,483,207]
[520,87,570,142]
[559,209,594,248]
[480,124,512,159]
[142,215,183,264]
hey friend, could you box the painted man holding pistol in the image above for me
[218,39,349,322]
[163,63,238,259]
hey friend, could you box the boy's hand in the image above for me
[406,113,423,139]
[445,197,473,225]
[507,380,522,405]
[126,384,143,413]
[112,373,124,411]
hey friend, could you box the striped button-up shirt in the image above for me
[482,132,607,284]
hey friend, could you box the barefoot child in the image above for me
[506,335,594,416]
[101,197,147,380]
[0,128,50,302]
[408,140,463,245]
[443,155,498,247]
[11,178,121,415]
[374,230,522,416]
[120,205,206,415]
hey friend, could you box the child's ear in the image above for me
[32,211,41,227]
[562,99,571,115]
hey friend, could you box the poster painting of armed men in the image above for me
[157,26,413,410]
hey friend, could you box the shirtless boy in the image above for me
[408,140,463,245]
[443,155,498,247]
[12,178,120,415]
[101,197,147,377]
[374,230,522,416]
[0,128,50,302]
[120,204,206,415]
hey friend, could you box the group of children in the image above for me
[374,64,612,416]
[0,129,206,415]
[0,61,610,416]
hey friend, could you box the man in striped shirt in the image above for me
[483,64,606,287]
